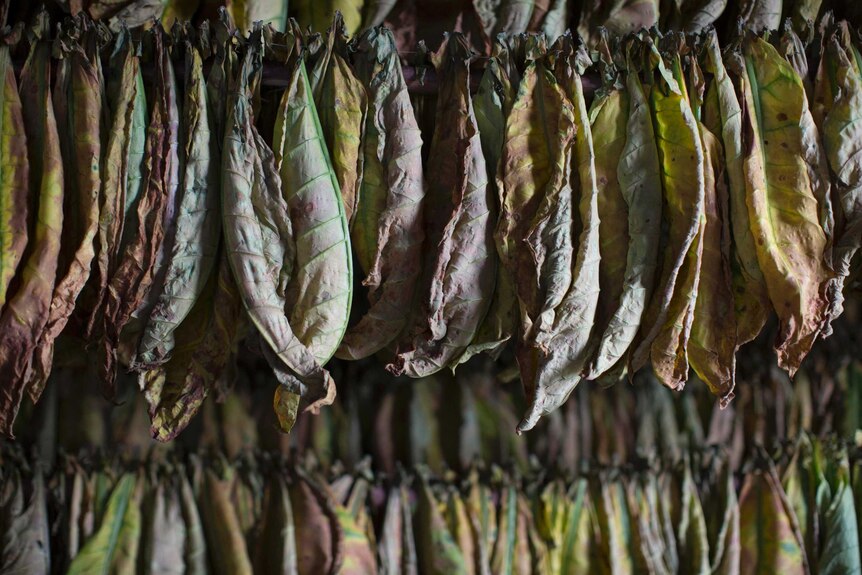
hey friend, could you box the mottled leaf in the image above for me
[336,28,426,360]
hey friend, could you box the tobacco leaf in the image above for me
[0,471,51,574]
[737,35,834,376]
[579,0,659,46]
[309,13,367,227]
[28,18,104,401]
[594,476,635,574]
[254,473,299,575]
[139,479,186,575]
[0,42,29,317]
[518,37,602,432]
[289,468,344,575]
[668,0,728,32]
[67,473,142,575]
[416,475,468,574]
[222,31,335,414]
[389,34,496,377]
[294,1,364,36]
[587,44,662,380]
[702,30,770,346]
[98,26,179,397]
[688,120,737,402]
[274,54,353,366]
[336,28,426,360]
[493,0,535,35]
[378,483,419,575]
[0,14,63,437]
[816,30,862,333]
[199,466,253,575]
[495,48,575,430]
[455,41,517,366]
[227,0,289,33]
[179,471,207,575]
[736,0,782,32]
[631,40,705,392]
[135,39,220,369]
[85,26,147,342]
[334,497,377,574]
[738,466,807,575]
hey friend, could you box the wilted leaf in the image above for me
[336,28,426,360]
[587,44,662,380]
[378,484,419,575]
[736,34,834,376]
[309,14,367,226]
[390,34,496,377]
[631,40,705,392]
[0,471,50,574]
[0,13,62,437]
[289,468,343,575]
[135,38,220,369]
[701,30,769,346]
[254,473,299,575]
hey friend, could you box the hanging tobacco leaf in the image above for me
[389,33,496,377]
[735,0,783,32]
[135,35,220,369]
[85,25,147,342]
[455,40,517,367]
[735,34,835,376]
[222,30,335,416]
[0,13,62,437]
[631,36,706,392]
[199,466,253,575]
[28,16,103,401]
[517,35,602,431]
[587,39,662,381]
[273,44,353,368]
[0,470,51,574]
[687,53,738,403]
[336,27,426,360]
[254,473,299,575]
[308,13,367,226]
[701,29,770,346]
[416,474,468,574]
[289,468,344,575]
[99,25,180,396]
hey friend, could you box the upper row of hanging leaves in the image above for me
[0,9,859,440]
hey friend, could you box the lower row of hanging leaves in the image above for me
[1,10,861,439]
[1,436,861,574]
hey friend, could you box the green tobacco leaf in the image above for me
[336,500,377,574]
[336,28,426,360]
[67,473,142,575]
[818,450,861,575]
[702,30,769,346]
[390,34,496,377]
[631,43,705,391]
[222,32,335,414]
[199,467,252,575]
[309,14,367,227]
[518,37,602,431]
[737,35,834,376]
[587,47,662,380]
[674,464,711,575]
[738,467,807,575]
[0,14,63,437]
[99,26,179,396]
[0,471,50,574]
[274,57,353,367]
[254,474,299,575]
[135,39,220,369]
[228,0,289,32]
